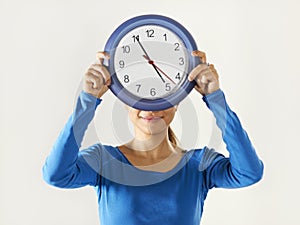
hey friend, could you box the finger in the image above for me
[192,50,207,63]
[96,51,110,65]
[89,64,111,85]
[209,64,215,69]
[195,64,219,81]
[188,63,209,81]
[86,67,104,84]
[208,64,219,79]
[199,73,215,84]
[85,72,102,89]
[98,65,111,85]
[87,67,103,77]
[208,64,216,72]
[89,64,104,74]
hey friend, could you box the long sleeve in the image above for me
[42,91,102,188]
[202,89,264,189]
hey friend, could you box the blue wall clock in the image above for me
[104,14,200,110]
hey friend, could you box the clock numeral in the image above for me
[165,83,171,92]
[174,43,180,51]
[132,35,140,42]
[179,57,184,65]
[136,84,141,93]
[119,60,125,68]
[175,72,181,80]
[124,75,130,83]
[150,88,156,96]
[163,33,167,41]
[122,45,130,53]
[146,29,154,38]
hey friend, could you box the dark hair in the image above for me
[168,127,178,147]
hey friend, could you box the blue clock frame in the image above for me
[104,14,200,110]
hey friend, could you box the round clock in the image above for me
[104,14,200,110]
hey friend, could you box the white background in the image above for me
[1,0,300,224]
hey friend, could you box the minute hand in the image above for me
[136,39,165,83]
[142,55,176,84]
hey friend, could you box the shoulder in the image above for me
[78,144,119,159]
[78,144,125,169]
[81,144,128,162]
[187,147,224,171]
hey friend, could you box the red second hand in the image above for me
[142,55,176,84]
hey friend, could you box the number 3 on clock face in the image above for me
[104,15,200,111]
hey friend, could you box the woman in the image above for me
[43,50,263,225]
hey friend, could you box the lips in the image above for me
[140,115,163,121]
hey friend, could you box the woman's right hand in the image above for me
[83,52,111,98]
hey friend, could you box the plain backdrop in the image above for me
[1,0,300,224]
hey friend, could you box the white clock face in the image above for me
[113,25,189,100]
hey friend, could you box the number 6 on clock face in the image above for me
[105,15,200,111]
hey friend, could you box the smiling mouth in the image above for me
[140,116,163,121]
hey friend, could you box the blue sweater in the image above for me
[43,90,263,225]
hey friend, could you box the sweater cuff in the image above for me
[202,89,225,109]
[80,91,102,109]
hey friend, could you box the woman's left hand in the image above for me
[188,50,220,96]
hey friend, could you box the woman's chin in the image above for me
[144,121,168,136]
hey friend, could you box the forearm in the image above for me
[203,90,263,185]
[42,92,101,187]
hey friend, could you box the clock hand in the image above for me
[142,55,176,84]
[136,38,165,83]
[136,38,151,60]
[152,64,166,83]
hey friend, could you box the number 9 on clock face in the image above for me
[105,15,200,110]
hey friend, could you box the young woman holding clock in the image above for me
[43,50,263,225]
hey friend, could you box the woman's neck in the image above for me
[118,135,184,171]
[127,137,175,158]
[118,129,185,171]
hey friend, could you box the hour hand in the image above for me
[136,39,165,83]
[142,55,165,83]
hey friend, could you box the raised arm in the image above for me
[188,50,263,189]
[42,52,111,188]
[202,90,263,189]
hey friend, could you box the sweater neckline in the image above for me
[114,146,194,175]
